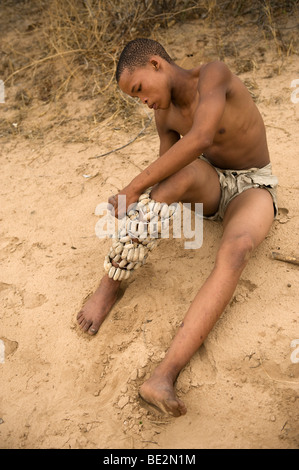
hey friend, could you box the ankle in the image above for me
[101,274,121,291]
[151,362,180,385]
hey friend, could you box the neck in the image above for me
[169,64,197,108]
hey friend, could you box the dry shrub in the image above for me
[38,0,210,117]
[1,0,298,137]
[39,0,299,108]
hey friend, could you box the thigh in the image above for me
[151,158,221,216]
[222,187,275,249]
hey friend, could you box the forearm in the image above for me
[130,134,208,193]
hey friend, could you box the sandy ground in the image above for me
[0,18,298,449]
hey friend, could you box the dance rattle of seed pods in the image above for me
[104,189,177,281]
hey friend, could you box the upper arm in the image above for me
[155,111,180,156]
[190,61,232,146]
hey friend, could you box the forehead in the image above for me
[118,66,150,94]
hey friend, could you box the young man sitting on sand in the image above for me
[77,38,278,417]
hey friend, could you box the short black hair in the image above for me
[116,38,173,82]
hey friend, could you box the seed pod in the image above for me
[138,222,145,236]
[104,260,112,272]
[126,262,135,270]
[115,244,123,254]
[108,266,116,278]
[129,208,138,217]
[123,270,131,280]
[119,235,131,244]
[118,259,128,268]
[121,247,129,259]
[139,193,150,201]
[118,228,127,239]
[132,247,139,262]
[125,243,135,250]
[113,267,121,281]
[145,211,153,221]
[139,197,150,206]
[160,204,169,219]
[148,201,155,212]
[153,202,161,215]
[162,219,170,231]
[138,245,145,262]
[118,269,127,281]
[147,241,157,251]
[113,254,121,263]
[129,220,138,236]
[127,248,134,262]
[169,205,176,217]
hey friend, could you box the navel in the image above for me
[218,127,226,134]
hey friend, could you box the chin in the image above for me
[159,101,171,111]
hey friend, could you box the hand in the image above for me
[108,184,141,219]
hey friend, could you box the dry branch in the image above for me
[271,252,299,266]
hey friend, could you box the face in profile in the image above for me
[118,59,172,111]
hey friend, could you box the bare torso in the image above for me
[156,64,270,170]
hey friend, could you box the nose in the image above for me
[142,97,148,105]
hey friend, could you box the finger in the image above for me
[108,194,116,205]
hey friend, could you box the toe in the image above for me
[88,327,98,335]
[77,315,91,331]
[77,315,85,327]
[77,310,83,320]
[82,320,92,332]
[177,399,187,416]
[165,398,187,417]
[165,400,181,417]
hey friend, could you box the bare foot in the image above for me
[139,372,187,417]
[77,274,121,335]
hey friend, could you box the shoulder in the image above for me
[198,61,233,90]
[199,61,232,78]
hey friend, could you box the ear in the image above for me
[149,58,160,70]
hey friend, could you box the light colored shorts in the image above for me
[200,155,278,220]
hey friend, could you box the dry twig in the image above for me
[271,252,299,266]
[89,116,153,159]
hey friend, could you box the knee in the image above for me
[216,233,255,271]
[151,165,196,204]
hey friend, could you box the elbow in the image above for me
[187,128,215,153]
[191,134,214,153]
[199,137,213,150]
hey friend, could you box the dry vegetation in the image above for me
[0,0,298,141]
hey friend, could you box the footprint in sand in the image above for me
[0,237,22,255]
[22,290,48,309]
[0,282,23,312]
[0,337,19,362]
[277,207,290,224]
[180,344,218,389]
[231,278,258,304]
[238,278,258,292]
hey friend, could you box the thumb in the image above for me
[108,194,117,206]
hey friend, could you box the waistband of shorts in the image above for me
[199,154,273,176]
